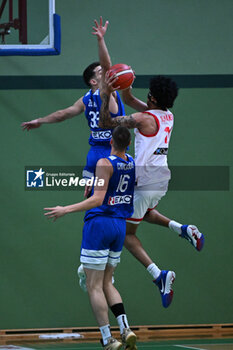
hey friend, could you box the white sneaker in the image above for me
[101,336,122,349]
[77,264,115,292]
[121,328,137,349]
[77,264,87,292]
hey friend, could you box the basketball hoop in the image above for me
[0,0,27,44]
[0,0,60,56]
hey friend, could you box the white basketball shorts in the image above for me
[126,180,169,224]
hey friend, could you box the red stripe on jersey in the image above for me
[138,111,160,137]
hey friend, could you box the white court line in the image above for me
[16,343,232,350]
[0,347,35,350]
[174,344,233,349]
[174,345,205,350]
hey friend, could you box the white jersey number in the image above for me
[89,111,99,128]
[116,174,130,193]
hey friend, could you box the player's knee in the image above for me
[86,277,102,293]
[103,279,113,294]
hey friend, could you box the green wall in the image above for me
[1,0,233,75]
[0,0,233,329]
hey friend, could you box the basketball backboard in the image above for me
[0,0,60,55]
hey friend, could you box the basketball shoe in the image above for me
[77,264,87,292]
[77,264,115,292]
[121,328,137,349]
[154,270,176,308]
[100,337,122,350]
[180,225,205,251]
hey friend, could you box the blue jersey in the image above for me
[84,154,135,221]
[82,89,125,146]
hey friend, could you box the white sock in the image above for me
[147,263,161,280]
[169,220,182,235]
[100,324,111,345]
[117,314,129,334]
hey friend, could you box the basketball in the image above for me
[108,63,134,90]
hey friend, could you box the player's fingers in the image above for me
[44,212,53,217]
[106,72,115,80]
[94,19,98,27]
[108,77,120,91]
[107,74,118,84]
[44,213,55,219]
[99,16,103,26]
[104,20,109,29]
[44,208,55,213]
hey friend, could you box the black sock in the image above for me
[110,303,126,318]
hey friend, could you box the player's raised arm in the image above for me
[21,97,85,131]
[44,158,113,221]
[121,86,148,112]
[92,16,111,73]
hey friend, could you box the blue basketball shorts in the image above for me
[82,145,111,179]
[80,216,126,270]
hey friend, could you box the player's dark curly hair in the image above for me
[112,126,131,151]
[149,75,178,110]
[83,62,100,87]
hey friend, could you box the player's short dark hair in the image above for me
[149,75,178,110]
[83,62,100,87]
[112,126,131,151]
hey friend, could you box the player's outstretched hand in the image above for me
[44,206,66,221]
[21,119,41,131]
[92,16,109,40]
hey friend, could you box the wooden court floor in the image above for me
[1,339,233,350]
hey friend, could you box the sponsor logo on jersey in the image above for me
[154,148,168,155]
[108,195,132,205]
[117,161,134,170]
[92,130,112,139]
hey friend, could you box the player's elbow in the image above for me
[93,196,104,207]
[56,110,67,122]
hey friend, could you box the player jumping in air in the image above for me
[94,17,204,308]
[44,126,137,350]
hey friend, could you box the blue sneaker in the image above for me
[180,225,205,251]
[153,270,176,308]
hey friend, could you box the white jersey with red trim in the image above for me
[134,109,174,186]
